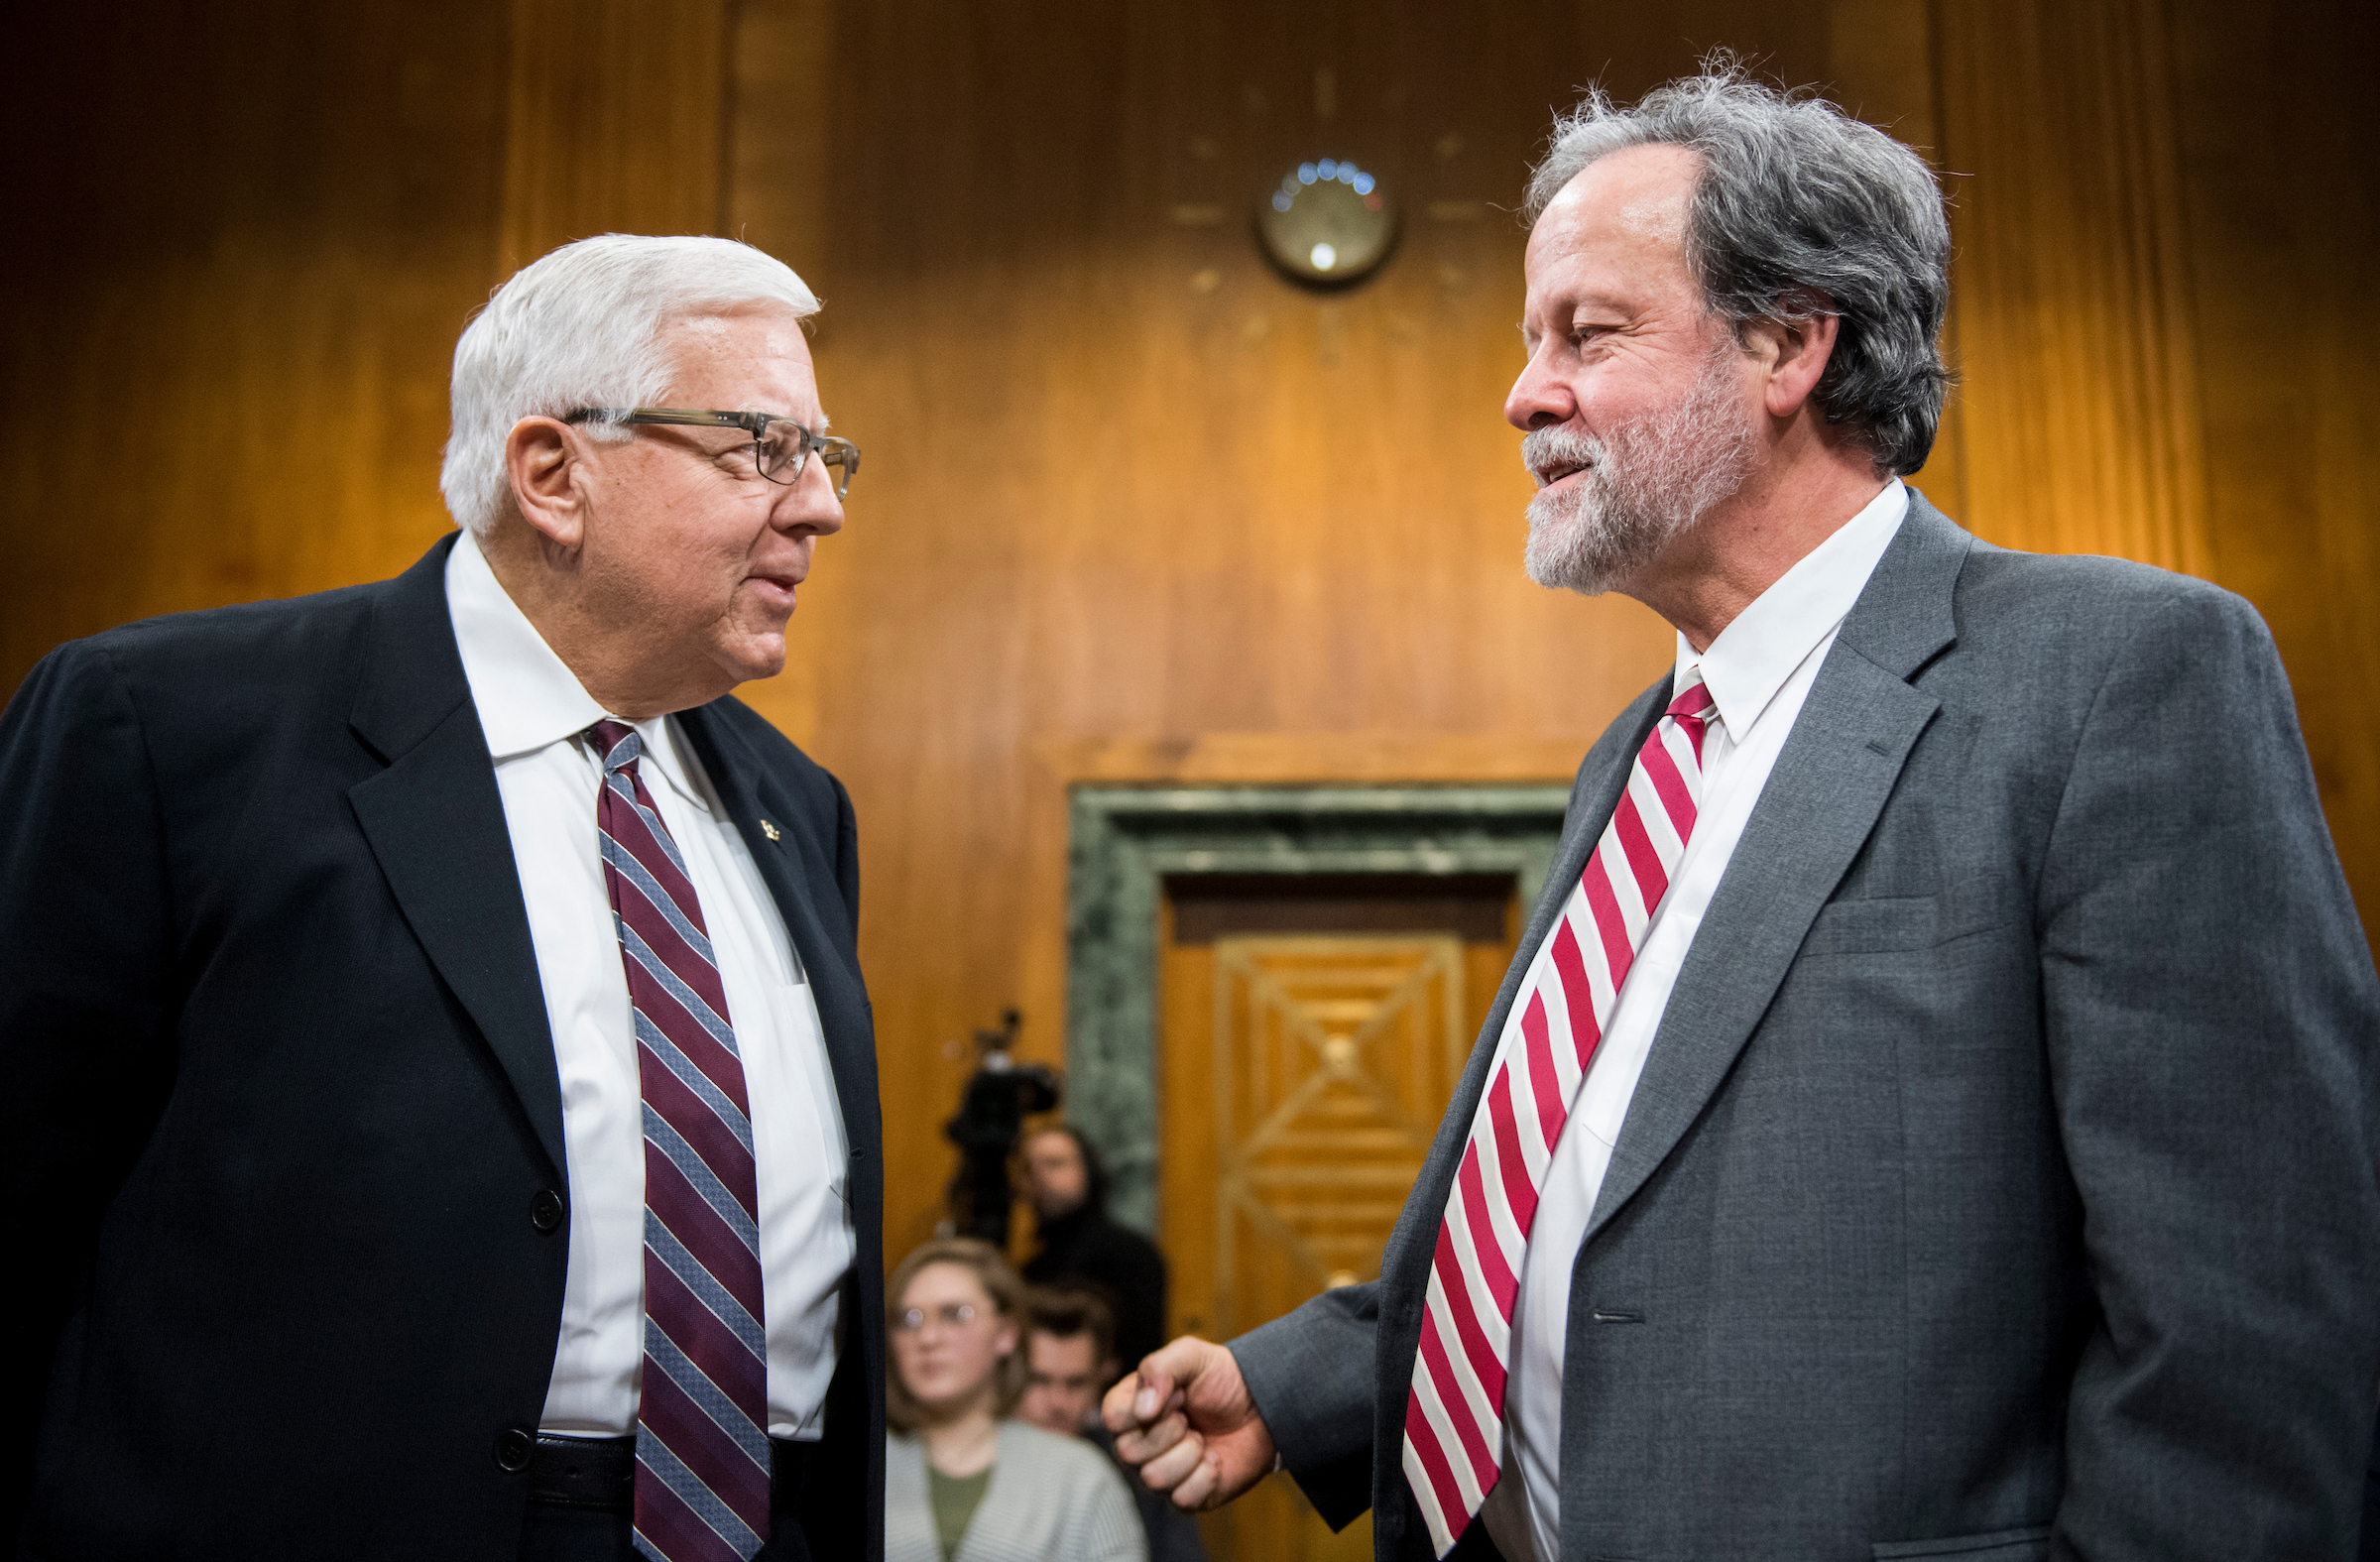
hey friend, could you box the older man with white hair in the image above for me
[1107,64,2380,1562]
[1,235,880,1562]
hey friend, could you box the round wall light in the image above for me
[1256,158,1396,287]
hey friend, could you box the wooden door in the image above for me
[1161,887,1515,1562]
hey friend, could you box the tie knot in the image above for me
[1666,676,1715,726]
[587,718,642,773]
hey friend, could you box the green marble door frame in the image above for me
[1065,783,1570,1234]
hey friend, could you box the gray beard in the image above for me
[1520,344,1760,596]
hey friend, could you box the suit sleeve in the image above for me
[2038,585,2380,1558]
[1230,1280,1381,1529]
[0,643,179,1526]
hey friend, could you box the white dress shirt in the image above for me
[444,531,856,1440]
[1479,480,1908,1562]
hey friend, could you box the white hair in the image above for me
[438,234,820,536]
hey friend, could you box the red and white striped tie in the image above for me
[1402,675,1716,1556]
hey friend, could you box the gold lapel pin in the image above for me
[759,818,781,843]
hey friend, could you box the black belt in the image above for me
[528,1435,637,1511]
[530,1434,818,1513]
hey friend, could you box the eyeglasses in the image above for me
[564,407,861,500]
[893,1302,983,1334]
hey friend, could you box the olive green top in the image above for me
[926,1461,993,1561]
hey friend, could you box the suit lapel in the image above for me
[1582,490,1971,1243]
[673,707,876,1141]
[346,534,567,1180]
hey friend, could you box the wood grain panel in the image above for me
[756,0,1680,1251]
[719,0,2380,1261]
[498,0,734,271]
[1933,0,2378,926]
[4,0,2372,1288]
[1162,919,1515,1562]
[1822,0,1971,522]
[722,0,837,752]
[1208,934,1468,1562]
[0,0,743,698]
[1936,0,2211,573]
[2161,0,2380,939]
[0,1,510,693]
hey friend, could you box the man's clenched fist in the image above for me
[1101,1335,1279,1511]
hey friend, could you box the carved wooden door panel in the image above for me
[1161,931,1475,1562]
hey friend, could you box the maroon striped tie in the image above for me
[589,720,772,1562]
[1401,677,1716,1555]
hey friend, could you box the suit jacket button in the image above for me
[494,1427,534,1473]
[530,1189,564,1234]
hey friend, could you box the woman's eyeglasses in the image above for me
[893,1302,982,1333]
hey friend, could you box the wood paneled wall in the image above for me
[1939,0,2212,573]
[4,0,2373,1259]
[780,0,1658,1255]
[0,3,510,681]
[498,0,735,274]
[2161,0,2380,947]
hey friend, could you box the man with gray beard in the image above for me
[1107,63,2380,1562]
[1518,330,1757,596]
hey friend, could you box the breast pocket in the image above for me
[1799,874,2012,957]
[1872,1524,2052,1560]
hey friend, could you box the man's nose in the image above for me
[1505,350,1575,432]
[776,458,846,534]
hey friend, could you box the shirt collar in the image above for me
[1675,477,1909,738]
[443,530,713,814]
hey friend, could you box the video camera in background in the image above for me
[942,1008,1060,1249]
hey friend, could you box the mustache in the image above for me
[1520,425,1604,484]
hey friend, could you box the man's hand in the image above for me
[1101,1336,1277,1512]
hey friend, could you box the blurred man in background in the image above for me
[1020,1126,1168,1372]
[1022,1287,1207,1562]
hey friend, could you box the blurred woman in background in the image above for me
[884,1238,1144,1562]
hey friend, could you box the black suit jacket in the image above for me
[1,536,886,1560]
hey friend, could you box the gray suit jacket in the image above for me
[1230,493,2380,1561]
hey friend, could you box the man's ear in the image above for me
[504,416,589,549]
[1740,296,1841,421]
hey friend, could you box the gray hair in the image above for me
[439,234,820,536]
[1524,60,1952,476]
